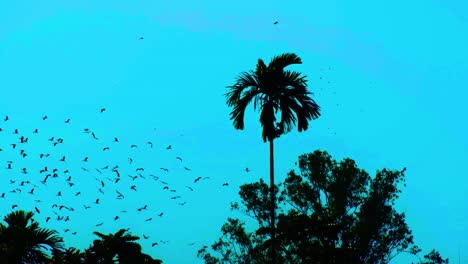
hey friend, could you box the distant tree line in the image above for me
[0,210,163,264]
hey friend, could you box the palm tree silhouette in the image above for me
[0,210,64,264]
[87,228,162,264]
[225,52,320,263]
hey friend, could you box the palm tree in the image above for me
[86,228,162,264]
[0,210,64,264]
[50,247,85,264]
[225,53,320,263]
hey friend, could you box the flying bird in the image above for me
[100,108,106,113]
[273,21,278,25]
[166,145,172,150]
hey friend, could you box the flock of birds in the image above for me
[0,108,251,250]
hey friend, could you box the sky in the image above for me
[0,0,467,263]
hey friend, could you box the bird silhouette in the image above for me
[273,21,278,25]
[100,108,106,113]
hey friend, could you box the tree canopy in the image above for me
[198,150,447,264]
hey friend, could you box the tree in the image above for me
[50,247,85,264]
[84,228,162,264]
[414,249,449,264]
[225,52,320,264]
[198,150,446,263]
[0,210,64,264]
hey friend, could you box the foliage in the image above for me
[0,210,64,264]
[198,150,447,264]
[0,210,163,264]
[225,52,320,142]
[415,249,449,264]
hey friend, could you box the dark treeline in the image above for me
[0,211,162,263]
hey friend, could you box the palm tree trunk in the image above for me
[269,139,276,264]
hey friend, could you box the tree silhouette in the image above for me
[85,228,162,264]
[50,247,85,264]
[225,52,320,264]
[0,210,64,264]
[413,249,449,264]
[198,150,446,263]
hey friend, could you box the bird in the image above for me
[139,37,144,40]
[42,115,48,120]
[114,216,119,221]
[151,242,158,247]
[245,168,250,172]
[114,137,119,142]
[95,199,100,204]
[96,222,103,226]
[401,167,407,173]
[273,21,278,25]
[166,145,172,150]
[100,108,106,113]
[222,183,229,186]
[158,212,164,217]
[176,157,182,162]
[145,218,153,222]
[34,207,40,214]
[64,118,70,123]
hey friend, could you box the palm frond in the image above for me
[268,53,302,72]
[229,88,262,130]
[225,71,259,107]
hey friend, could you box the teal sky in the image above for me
[1,1,467,263]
